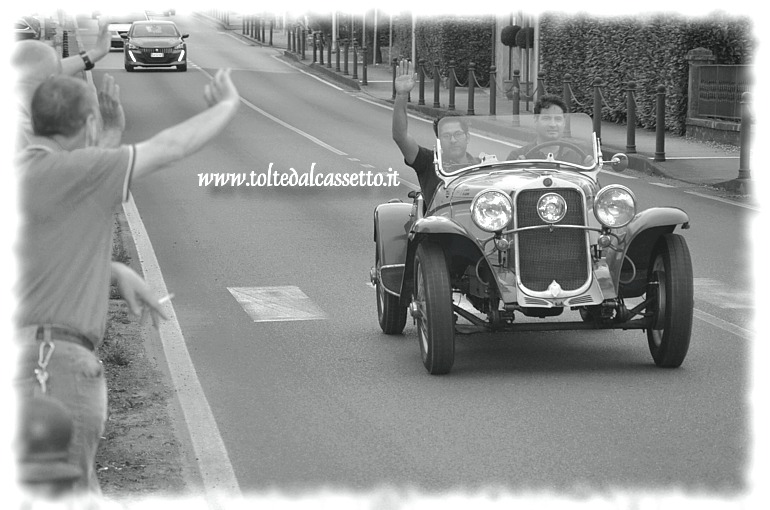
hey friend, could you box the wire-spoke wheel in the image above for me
[646,233,693,368]
[413,242,455,375]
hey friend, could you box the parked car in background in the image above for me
[123,20,188,72]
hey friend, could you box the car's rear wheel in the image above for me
[376,257,407,335]
[413,242,454,375]
[177,63,187,72]
[646,233,693,367]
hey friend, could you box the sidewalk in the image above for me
[202,12,752,195]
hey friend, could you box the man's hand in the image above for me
[111,262,169,328]
[93,17,112,62]
[394,59,417,96]
[98,74,125,132]
[204,68,239,108]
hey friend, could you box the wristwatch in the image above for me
[79,51,95,71]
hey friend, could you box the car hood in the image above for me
[128,37,182,47]
[443,167,599,204]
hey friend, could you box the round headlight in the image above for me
[537,192,567,224]
[594,185,636,228]
[471,189,513,232]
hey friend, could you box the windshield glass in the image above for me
[435,113,597,175]
[131,23,179,37]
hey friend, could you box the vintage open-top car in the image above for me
[371,113,693,375]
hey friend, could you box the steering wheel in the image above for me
[523,140,589,162]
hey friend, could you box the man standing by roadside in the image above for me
[14,68,241,494]
[13,19,112,149]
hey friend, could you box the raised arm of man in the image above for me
[61,17,111,75]
[392,59,419,165]
[132,68,240,179]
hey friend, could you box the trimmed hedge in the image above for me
[390,15,495,87]
[539,12,753,134]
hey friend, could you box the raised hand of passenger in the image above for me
[394,59,417,95]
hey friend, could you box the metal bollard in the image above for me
[536,71,546,103]
[512,70,521,116]
[326,35,332,68]
[335,39,341,72]
[312,33,317,63]
[562,73,572,113]
[448,60,456,111]
[626,81,637,153]
[261,17,266,42]
[738,91,751,180]
[343,39,349,75]
[352,41,358,80]
[301,28,306,60]
[592,77,603,139]
[362,45,368,85]
[654,85,666,162]
[392,58,398,100]
[269,19,273,46]
[418,59,425,106]
[489,65,496,115]
[318,34,324,66]
[433,60,441,108]
[467,62,476,115]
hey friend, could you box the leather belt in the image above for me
[35,325,95,352]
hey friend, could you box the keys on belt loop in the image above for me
[34,327,55,394]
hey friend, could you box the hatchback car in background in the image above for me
[106,12,149,49]
[123,20,188,72]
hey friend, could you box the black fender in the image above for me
[373,202,413,295]
[399,216,493,305]
[607,207,690,297]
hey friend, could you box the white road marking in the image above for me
[694,309,753,340]
[123,195,241,497]
[271,54,345,90]
[694,278,754,309]
[228,286,327,322]
[650,182,675,188]
[600,169,637,179]
[196,67,348,156]
[221,31,252,45]
[683,190,760,211]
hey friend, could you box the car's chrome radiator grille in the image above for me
[515,188,588,292]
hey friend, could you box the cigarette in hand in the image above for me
[158,293,175,305]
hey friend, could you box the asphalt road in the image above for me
[84,13,753,498]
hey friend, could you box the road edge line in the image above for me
[122,195,242,499]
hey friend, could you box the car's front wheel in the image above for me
[124,64,134,72]
[646,233,693,367]
[413,242,454,375]
[177,63,187,72]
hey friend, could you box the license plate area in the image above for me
[151,52,163,58]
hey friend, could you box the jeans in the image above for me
[15,326,107,495]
